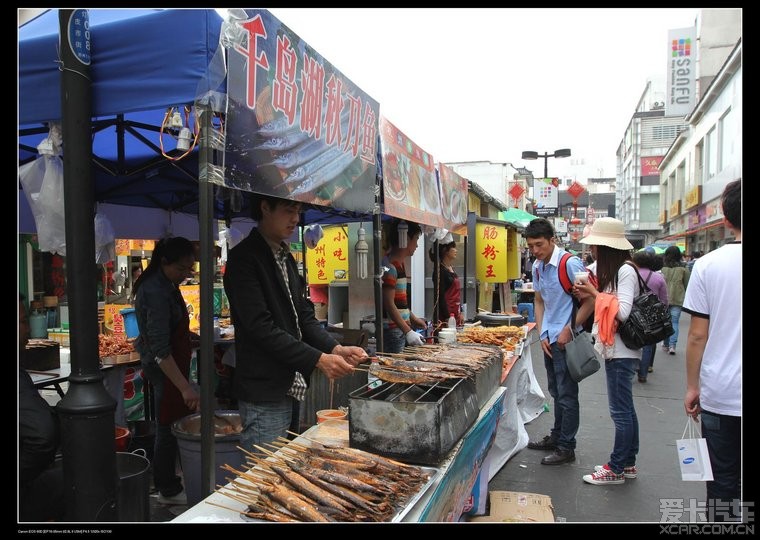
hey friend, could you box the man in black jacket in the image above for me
[224,195,367,450]
[19,296,64,522]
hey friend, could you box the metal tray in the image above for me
[391,465,440,522]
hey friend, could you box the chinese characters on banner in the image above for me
[437,164,469,235]
[305,225,349,285]
[379,116,442,227]
[534,178,559,217]
[224,9,379,214]
[475,223,507,283]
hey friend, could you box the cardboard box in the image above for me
[467,491,555,523]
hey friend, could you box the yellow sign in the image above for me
[506,228,520,280]
[659,209,668,225]
[104,303,132,336]
[180,284,201,332]
[305,225,350,285]
[475,222,507,283]
[685,186,702,210]
[115,239,130,256]
[670,199,681,217]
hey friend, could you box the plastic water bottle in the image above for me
[448,313,457,329]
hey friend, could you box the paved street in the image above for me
[489,312,709,523]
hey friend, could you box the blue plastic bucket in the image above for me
[120,308,139,338]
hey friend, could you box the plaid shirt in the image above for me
[272,243,307,402]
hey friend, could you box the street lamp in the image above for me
[521,148,572,178]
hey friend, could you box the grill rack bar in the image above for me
[352,379,454,402]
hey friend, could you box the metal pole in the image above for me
[373,213,383,352]
[198,105,215,500]
[55,9,118,521]
[544,153,548,179]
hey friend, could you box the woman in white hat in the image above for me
[574,217,642,486]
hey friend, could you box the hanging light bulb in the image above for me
[355,224,369,280]
[397,220,408,249]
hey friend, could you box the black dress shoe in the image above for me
[527,435,557,451]
[541,448,576,465]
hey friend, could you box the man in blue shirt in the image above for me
[524,219,595,465]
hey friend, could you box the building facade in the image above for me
[659,39,741,254]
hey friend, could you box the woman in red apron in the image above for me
[133,237,199,505]
[430,233,463,326]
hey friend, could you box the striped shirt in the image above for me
[271,242,307,402]
[381,257,410,329]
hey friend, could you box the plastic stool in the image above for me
[517,303,535,323]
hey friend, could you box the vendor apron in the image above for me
[441,272,462,321]
[158,293,194,426]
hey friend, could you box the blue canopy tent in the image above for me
[19,9,227,222]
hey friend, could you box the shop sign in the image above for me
[475,222,507,283]
[705,198,723,220]
[659,209,668,225]
[670,199,681,217]
[104,304,131,336]
[641,156,664,177]
[305,225,349,285]
[438,164,470,234]
[115,239,130,257]
[380,117,442,227]
[180,285,200,332]
[224,9,379,214]
[534,178,559,217]
[666,27,697,117]
[685,186,701,210]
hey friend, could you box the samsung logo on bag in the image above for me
[682,457,695,464]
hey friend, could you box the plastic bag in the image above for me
[677,417,714,481]
[94,213,116,264]
[19,155,67,256]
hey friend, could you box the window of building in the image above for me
[706,126,718,180]
[719,107,733,172]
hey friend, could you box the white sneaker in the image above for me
[157,489,187,505]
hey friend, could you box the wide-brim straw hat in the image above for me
[580,217,634,250]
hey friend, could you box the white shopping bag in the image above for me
[676,417,714,481]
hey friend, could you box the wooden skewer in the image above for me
[285,430,324,446]
[205,499,249,514]
[276,436,309,451]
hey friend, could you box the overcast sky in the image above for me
[266,8,699,181]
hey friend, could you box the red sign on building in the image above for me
[641,156,664,177]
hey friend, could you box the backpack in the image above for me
[618,263,674,349]
[535,252,597,332]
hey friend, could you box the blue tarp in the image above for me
[20,9,223,124]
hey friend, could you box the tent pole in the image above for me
[55,9,118,521]
[198,104,216,501]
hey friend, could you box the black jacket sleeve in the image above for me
[19,371,59,487]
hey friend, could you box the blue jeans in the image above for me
[701,410,741,521]
[666,306,683,347]
[543,342,579,450]
[239,397,295,453]
[638,344,655,379]
[604,357,639,474]
[146,370,183,497]
[382,327,406,354]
